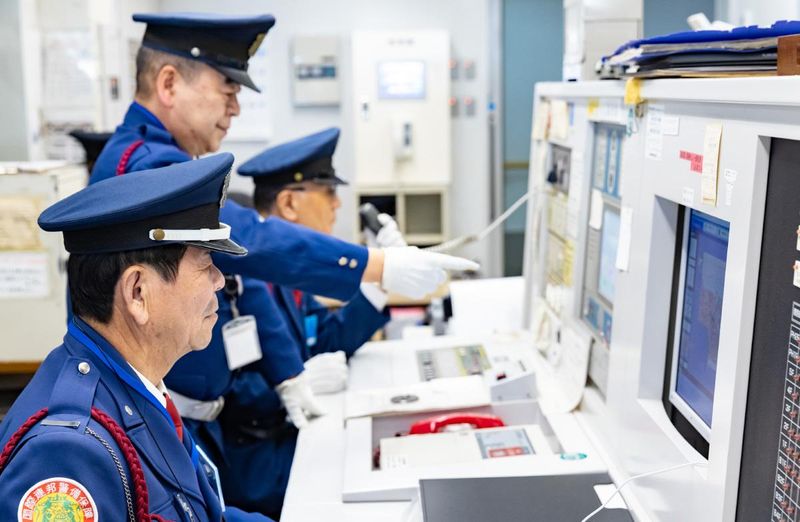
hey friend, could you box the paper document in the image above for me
[615,207,634,271]
[550,100,569,141]
[344,375,490,419]
[0,252,49,299]
[645,105,664,160]
[0,196,43,251]
[532,101,551,140]
[589,189,604,230]
[701,123,723,205]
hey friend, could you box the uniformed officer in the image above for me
[239,127,399,366]
[0,154,269,521]
[94,11,478,430]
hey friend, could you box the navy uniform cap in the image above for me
[38,153,246,256]
[132,12,276,92]
[68,130,112,165]
[238,127,346,187]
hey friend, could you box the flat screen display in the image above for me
[670,209,730,437]
[598,207,620,303]
[377,61,426,99]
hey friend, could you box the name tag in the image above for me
[304,314,318,347]
[222,315,262,370]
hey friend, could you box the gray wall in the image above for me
[644,0,714,37]
[502,0,563,275]
[0,1,30,159]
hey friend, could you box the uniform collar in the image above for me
[72,317,140,382]
[127,101,167,130]
[129,364,168,408]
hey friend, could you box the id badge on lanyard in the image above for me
[304,314,318,348]
[222,315,262,370]
[195,444,225,510]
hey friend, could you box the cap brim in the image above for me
[183,238,248,256]
[313,175,348,186]
[212,64,260,92]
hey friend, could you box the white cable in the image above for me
[423,191,531,253]
[580,461,707,522]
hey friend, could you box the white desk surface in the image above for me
[281,334,539,521]
[281,340,423,521]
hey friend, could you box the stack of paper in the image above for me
[599,20,800,78]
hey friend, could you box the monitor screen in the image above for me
[377,61,426,99]
[670,209,730,439]
[598,207,620,303]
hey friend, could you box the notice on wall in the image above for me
[0,252,49,299]
[0,196,43,251]
[615,206,634,272]
[645,104,664,160]
[550,100,570,141]
[532,101,551,140]
[724,168,737,207]
[701,123,723,205]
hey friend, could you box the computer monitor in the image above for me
[668,209,730,441]
[377,60,426,99]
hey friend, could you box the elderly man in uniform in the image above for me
[92,12,477,432]
[0,154,270,521]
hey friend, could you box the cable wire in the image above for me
[580,461,707,522]
[423,191,531,253]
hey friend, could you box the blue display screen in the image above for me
[674,210,730,429]
[598,207,620,303]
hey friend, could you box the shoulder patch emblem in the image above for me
[18,477,97,521]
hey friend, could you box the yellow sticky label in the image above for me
[587,98,600,116]
[624,78,643,106]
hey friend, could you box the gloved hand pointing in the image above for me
[381,247,479,299]
[275,372,325,429]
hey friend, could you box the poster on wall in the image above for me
[226,44,272,142]
[41,30,97,160]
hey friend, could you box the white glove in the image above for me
[304,351,349,394]
[381,247,480,299]
[275,373,325,429]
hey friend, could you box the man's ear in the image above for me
[155,65,180,108]
[118,265,149,326]
[275,190,299,222]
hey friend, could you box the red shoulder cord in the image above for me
[116,139,145,176]
[0,406,173,522]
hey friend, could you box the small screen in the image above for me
[598,207,620,303]
[672,210,730,431]
[377,61,426,99]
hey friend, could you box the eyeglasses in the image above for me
[286,184,337,199]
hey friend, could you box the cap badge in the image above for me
[248,33,267,57]
[294,172,303,182]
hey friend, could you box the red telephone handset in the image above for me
[408,412,505,435]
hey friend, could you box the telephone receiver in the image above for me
[408,412,505,435]
[359,203,383,234]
